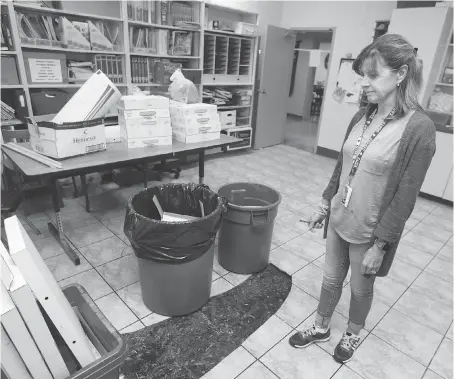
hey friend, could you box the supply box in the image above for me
[119,95,170,110]
[169,101,221,144]
[118,94,172,148]
[26,114,106,159]
[218,110,236,129]
[173,130,220,144]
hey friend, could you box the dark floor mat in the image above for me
[121,264,291,379]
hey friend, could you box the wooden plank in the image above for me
[3,143,63,169]
[4,216,96,368]
[1,282,53,379]
[0,243,70,379]
[1,325,32,379]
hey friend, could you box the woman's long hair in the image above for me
[352,34,424,119]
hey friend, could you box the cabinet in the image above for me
[389,6,453,200]
[443,168,453,202]
[420,131,453,199]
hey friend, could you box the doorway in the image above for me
[284,29,333,153]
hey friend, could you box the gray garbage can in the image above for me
[217,183,281,274]
[124,184,225,317]
[137,245,215,316]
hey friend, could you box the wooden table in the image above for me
[2,136,239,265]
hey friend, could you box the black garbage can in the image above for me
[124,183,225,317]
[217,183,281,274]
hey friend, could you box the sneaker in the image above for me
[289,325,331,348]
[333,332,361,363]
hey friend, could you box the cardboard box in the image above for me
[169,101,218,118]
[120,122,172,139]
[119,95,169,110]
[172,131,220,144]
[172,123,221,136]
[27,114,106,159]
[119,114,171,128]
[118,107,170,120]
[121,136,172,148]
[218,110,236,127]
[171,114,221,129]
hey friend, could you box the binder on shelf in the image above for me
[60,16,91,50]
[1,14,14,51]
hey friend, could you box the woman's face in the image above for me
[360,58,399,104]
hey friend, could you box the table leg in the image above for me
[80,175,90,212]
[199,151,205,185]
[143,162,148,188]
[48,178,80,265]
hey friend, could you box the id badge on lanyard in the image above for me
[341,184,353,207]
[341,107,396,208]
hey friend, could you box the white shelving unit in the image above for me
[1,0,259,154]
[202,2,258,151]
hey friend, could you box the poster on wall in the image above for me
[332,58,363,104]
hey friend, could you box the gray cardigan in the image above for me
[322,106,436,277]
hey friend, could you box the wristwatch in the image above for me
[374,238,390,252]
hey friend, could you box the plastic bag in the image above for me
[124,183,226,264]
[168,69,200,104]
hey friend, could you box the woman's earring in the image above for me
[397,83,400,87]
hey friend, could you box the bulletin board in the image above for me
[333,58,363,104]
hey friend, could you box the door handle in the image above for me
[259,89,267,94]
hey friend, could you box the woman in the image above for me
[288,34,436,364]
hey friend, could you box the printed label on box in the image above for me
[28,59,63,83]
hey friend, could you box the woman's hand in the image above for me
[308,211,325,232]
[361,245,386,276]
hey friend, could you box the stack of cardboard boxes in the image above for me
[118,95,172,148]
[169,101,221,143]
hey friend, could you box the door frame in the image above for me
[288,26,337,151]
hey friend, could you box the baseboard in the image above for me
[316,146,340,159]
[419,192,453,207]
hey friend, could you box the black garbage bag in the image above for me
[124,183,226,264]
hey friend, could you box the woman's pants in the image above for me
[315,223,376,335]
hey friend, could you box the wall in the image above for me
[281,1,397,29]
[280,1,397,153]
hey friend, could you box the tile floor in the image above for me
[16,144,453,379]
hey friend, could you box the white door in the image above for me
[253,25,295,149]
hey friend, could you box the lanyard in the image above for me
[348,107,396,184]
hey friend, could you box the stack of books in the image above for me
[1,101,16,121]
[232,88,252,106]
[170,101,221,144]
[94,55,124,83]
[118,95,172,148]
